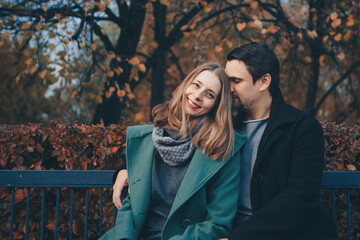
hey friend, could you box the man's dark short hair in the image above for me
[227,42,280,96]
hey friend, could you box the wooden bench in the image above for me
[1,170,359,240]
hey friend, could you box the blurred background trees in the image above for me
[0,0,359,125]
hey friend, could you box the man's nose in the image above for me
[230,82,235,92]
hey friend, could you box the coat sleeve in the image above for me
[99,195,137,240]
[169,150,241,240]
[230,116,325,239]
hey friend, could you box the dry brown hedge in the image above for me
[0,120,359,239]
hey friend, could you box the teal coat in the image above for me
[101,125,246,240]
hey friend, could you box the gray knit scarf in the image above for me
[152,119,205,166]
[152,127,195,166]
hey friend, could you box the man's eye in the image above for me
[231,78,240,83]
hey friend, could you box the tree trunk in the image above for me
[305,0,325,115]
[92,0,147,125]
[305,48,320,114]
[150,1,167,118]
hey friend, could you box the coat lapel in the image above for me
[168,134,244,219]
[253,89,296,171]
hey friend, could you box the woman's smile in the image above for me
[186,98,200,109]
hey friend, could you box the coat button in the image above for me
[182,219,192,228]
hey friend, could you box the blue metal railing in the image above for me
[320,171,360,240]
[0,170,115,240]
[1,170,360,240]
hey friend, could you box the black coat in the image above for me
[230,88,339,240]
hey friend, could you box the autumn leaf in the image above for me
[330,12,338,20]
[346,17,355,27]
[305,56,312,63]
[138,63,146,73]
[151,41,158,48]
[96,95,103,104]
[250,1,258,9]
[49,44,55,51]
[107,52,115,60]
[109,86,116,93]
[128,56,140,65]
[15,189,24,203]
[331,18,341,28]
[160,0,170,6]
[90,44,97,51]
[94,2,106,11]
[21,22,31,30]
[334,33,342,42]
[117,90,126,97]
[35,22,42,31]
[58,51,66,59]
[344,31,351,41]
[319,55,325,64]
[189,22,197,30]
[180,25,188,31]
[25,58,32,65]
[337,52,345,60]
[236,22,246,31]
[35,143,43,154]
[107,71,114,77]
[48,32,57,38]
[297,32,303,40]
[127,93,136,99]
[306,30,317,39]
[114,67,123,75]
[346,164,356,171]
[30,65,37,74]
[223,39,233,48]
[214,45,223,53]
[267,24,279,34]
[203,6,212,13]
[71,90,77,99]
[111,146,120,154]
[38,71,46,79]
[335,162,344,169]
[105,90,112,98]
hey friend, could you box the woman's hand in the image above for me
[112,169,129,209]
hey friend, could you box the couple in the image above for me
[101,42,339,240]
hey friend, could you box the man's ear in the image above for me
[259,73,271,91]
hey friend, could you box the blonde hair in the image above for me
[152,62,234,160]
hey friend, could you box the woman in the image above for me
[101,62,246,240]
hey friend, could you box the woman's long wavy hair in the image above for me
[152,62,234,160]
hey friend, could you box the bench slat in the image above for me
[0,170,115,188]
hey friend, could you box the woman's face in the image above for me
[185,70,221,117]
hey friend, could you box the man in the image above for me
[112,42,339,239]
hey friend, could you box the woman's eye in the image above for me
[205,92,215,99]
[193,82,199,88]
